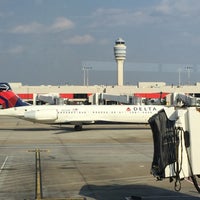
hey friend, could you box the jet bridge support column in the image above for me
[148,107,200,192]
[187,108,200,176]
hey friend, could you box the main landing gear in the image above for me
[74,124,83,131]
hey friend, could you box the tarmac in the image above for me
[0,116,199,200]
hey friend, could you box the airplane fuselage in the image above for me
[0,104,164,129]
[0,83,165,130]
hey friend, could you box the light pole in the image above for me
[186,66,192,85]
[82,66,92,86]
[178,68,181,87]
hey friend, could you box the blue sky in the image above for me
[1,0,200,85]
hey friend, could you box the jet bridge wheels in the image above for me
[74,124,83,131]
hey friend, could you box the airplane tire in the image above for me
[74,125,82,131]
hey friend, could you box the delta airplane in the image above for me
[0,83,165,130]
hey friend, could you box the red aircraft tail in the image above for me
[0,83,29,109]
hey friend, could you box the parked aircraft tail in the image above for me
[0,83,30,109]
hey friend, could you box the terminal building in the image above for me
[9,81,200,106]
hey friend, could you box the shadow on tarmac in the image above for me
[0,124,150,133]
[79,184,200,200]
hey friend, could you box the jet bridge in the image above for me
[91,93,137,105]
[148,107,200,193]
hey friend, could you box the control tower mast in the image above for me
[114,38,126,86]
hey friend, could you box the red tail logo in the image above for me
[0,83,29,109]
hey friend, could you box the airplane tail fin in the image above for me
[0,83,30,109]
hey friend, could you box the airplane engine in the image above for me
[24,110,58,121]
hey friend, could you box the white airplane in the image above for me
[0,83,165,130]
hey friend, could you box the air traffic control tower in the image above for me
[114,38,126,86]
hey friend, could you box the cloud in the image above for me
[154,0,172,15]
[98,38,109,45]
[91,8,131,27]
[0,11,14,18]
[64,34,95,45]
[89,0,200,28]
[90,8,161,28]
[34,0,44,5]
[0,46,25,55]
[50,17,74,32]
[11,22,44,34]
[10,17,74,34]
[154,0,200,16]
